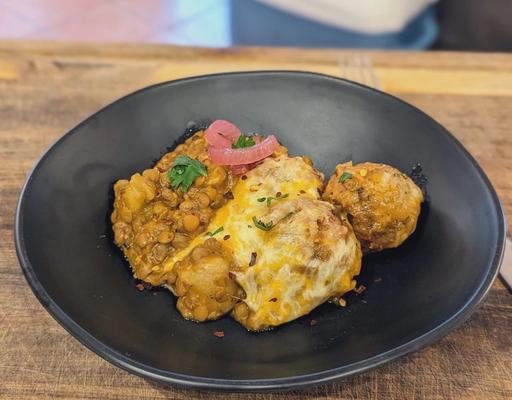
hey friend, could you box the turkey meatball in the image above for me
[323,162,423,252]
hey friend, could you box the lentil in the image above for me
[111,131,234,286]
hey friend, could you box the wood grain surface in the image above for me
[0,41,511,400]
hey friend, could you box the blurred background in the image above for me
[0,0,510,51]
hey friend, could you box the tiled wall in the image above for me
[0,0,231,46]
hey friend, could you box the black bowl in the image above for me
[15,71,505,392]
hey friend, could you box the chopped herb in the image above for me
[252,211,293,232]
[339,171,353,183]
[252,216,274,231]
[257,193,289,207]
[232,134,256,149]
[206,226,224,237]
[168,155,207,192]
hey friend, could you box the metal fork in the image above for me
[339,54,381,90]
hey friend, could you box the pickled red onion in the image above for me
[209,135,279,166]
[204,120,241,148]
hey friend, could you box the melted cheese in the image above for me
[234,198,361,330]
[163,156,362,331]
[163,156,323,270]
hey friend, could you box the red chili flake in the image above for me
[157,166,167,173]
[249,252,257,266]
[300,190,306,194]
[135,283,144,291]
[269,298,278,302]
[241,175,248,180]
[354,284,367,294]
[223,234,231,240]
[228,272,236,280]
[276,191,282,198]
[374,277,382,283]
[213,331,225,338]
[224,191,234,200]
[310,319,318,326]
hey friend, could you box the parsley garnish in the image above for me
[252,210,294,232]
[257,193,289,207]
[252,216,274,231]
[232,134,256,149]
[206,226,224,237]
[168,155,207,192]
[339,172,353,183]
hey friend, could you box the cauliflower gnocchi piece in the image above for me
[167,238,244,321]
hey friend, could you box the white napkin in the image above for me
[257,0,438,34]
[501,238,512,290]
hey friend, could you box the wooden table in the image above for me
[0,41,511,400]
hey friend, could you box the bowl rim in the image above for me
[14,70,506,392]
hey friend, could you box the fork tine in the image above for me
[362,55,381,90]
[358,55,371,87]
[338,57,345,80]
[352,54,362,84]
[352,56,360,83]
[343,58,352,80]
[358,54,369,86]
[339,57,351,82]
[340,57,348,81]
[338,54,381,90]
[358,55,372,86]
